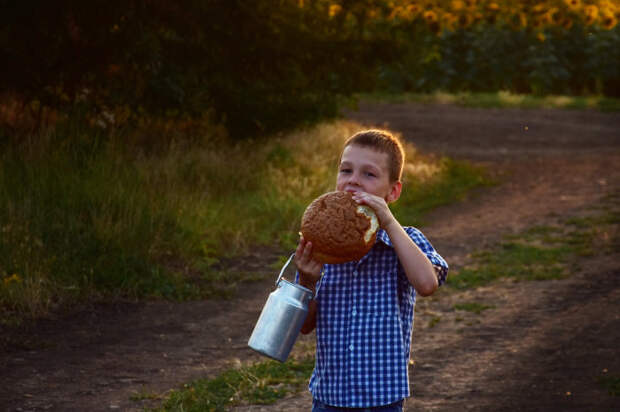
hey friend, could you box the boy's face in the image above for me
[336,144,401,203]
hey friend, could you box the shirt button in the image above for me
[352,270,358,276]
[349,344,354,351]
[352,308,357,316]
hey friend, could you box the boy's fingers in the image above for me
[302,241,313,259]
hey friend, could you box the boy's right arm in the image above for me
[295,237,322,334]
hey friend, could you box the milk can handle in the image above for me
[275,253,296,287]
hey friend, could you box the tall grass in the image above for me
[0,120,492,324]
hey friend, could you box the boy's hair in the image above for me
[343,129,405,182]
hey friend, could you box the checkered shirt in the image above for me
[303,226,448,408]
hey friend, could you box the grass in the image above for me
[597,374,620,397]
[152,357,315,412]
[447,202,619,290]
[0,119,492,324]
[358,91,620,112]
[453,302,495,314]
[428,316,442,328]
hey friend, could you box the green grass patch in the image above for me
[453,302,495,314]
[597,375,620,397]
[153,358,314,412]
[0,120,491,324]
[357,91,620,112]
[448,242,571,290]
[428,316,442,328]
[447,204,619,290]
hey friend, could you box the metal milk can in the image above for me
[248,253,313,362]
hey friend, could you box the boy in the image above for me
[295,130,448,411]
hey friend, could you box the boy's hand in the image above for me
[295,236,322,289]
[351,191,397,230]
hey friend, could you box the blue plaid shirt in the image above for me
[303,226,448,408]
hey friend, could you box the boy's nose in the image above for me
[348,173,361,187]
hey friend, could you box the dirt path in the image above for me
[1,102,619,411]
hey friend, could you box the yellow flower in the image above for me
[457,13,473,28]
[599,1,615,12]
[562,17,574,29]
[563,0,581,10]
[601,9,618,29]
[585,4,599,19]
[389,5,403,20]
[442,12,458,31]
[537,32,546,42]
[329,4,342,18]
[423,10,438,23]
[487,2,500,12]
[510,12,528,29]
[3,274,22,285]
[451,0,465,11]
[584,5,598,25]
[542,8,561,25]
[406,4,422,18]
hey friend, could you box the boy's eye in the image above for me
[340,168,352,174]
[365,172,376,177]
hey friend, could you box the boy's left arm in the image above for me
[353,192,440,296]
[385,221,438,296]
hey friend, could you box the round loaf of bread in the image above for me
[300,191,379,264]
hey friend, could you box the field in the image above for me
[1,100,618,411]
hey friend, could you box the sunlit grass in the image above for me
[447,203,619,290]
[0,120,492,324]
[152,357,315,411]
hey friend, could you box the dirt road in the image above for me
[1,102,619,411]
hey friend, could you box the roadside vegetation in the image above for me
[0,118,494,326]
[358,91,620,111]
[152,357,315,412]
[447,195,619,289]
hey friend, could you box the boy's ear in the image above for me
[386,181,402,203]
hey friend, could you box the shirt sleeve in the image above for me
[405,226,449,286]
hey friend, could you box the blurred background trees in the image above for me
[1,0,618,140]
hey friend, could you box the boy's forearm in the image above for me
[385,221,438,296]
[300,299,317,334]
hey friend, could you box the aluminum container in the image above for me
[248,253,312,362]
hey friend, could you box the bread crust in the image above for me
[300,191,378,264]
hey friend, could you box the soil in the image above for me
[1,102,619,412]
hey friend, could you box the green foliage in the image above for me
[4,1,618,143]
[155,358,315,411]
[448,205,619,290]
[0,1,391,139]
[377,23,620,97]
[0,120,492,323]
[597,374,620,397]
[449,242,571,289]
[453,302,495,314]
